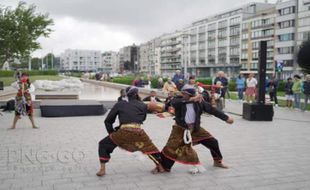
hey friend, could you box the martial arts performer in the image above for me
[97,86,164,176]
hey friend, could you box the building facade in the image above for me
[274,0,298,78]
[101,51,118,73]
[160,31,183,77]
[118,44,139,74]
[241,7,276,75]
[297,0,310,45]
[182,3,274,78]
[60,49,102,71]
[139,37,161,75]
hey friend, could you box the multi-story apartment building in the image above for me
[297,0,310,45]
[60,49,102,71]
[101,51,118,73]
[139,37,161,75]
[275,0,298,78]
[182,3,274,78]
[118,44,139,73]
[241,7,276,75]
[160,31,184,77]
[154,47,161,75]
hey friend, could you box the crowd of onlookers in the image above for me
[129,70,310,112]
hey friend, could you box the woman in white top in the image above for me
[245,73,258,103]
[10,73,38,129]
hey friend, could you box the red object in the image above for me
[197,82,221,95]
[21,76,28,84]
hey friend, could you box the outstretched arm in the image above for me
[202,101,233,123]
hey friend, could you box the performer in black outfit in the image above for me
[97,86,164,176]
[160,85,233,172]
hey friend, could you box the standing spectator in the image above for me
[245,73,257,103]
[136,77,145,88]
[214,71,228,106]
[236,74,245,101]
[163,77,176,93]
[172,70,184,86]
[157,78,164,90]
[132,77,139,86]
[176,79,184,91]
[284,77,294,109]
[266,74,279,107]
[145,75,152,89]
[292,74,302,110]
[302,74,310,111]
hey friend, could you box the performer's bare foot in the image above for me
[213,160,229,169]
[8,126,16,130]
[96,164,106,177]
[151,164,165,174]
[32,126,39,129]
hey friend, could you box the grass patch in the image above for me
[0,75,64,86]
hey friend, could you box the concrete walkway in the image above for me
[1,100,310,190]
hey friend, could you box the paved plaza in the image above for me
[1,101,310,190]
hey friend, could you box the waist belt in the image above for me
[121,123,141,129]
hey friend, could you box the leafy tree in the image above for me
[0,1,53,68]
[297,40,310,74]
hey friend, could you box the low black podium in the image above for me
[242,103,273,121]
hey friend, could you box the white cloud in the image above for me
[33,17,140,57]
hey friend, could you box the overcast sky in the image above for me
[1,0,277,57]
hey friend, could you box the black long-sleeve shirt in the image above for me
[104,99,147,134]
[172,96,229,131]
[142,96,162,102]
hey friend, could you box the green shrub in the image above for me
[111,76,135,85]
[277,80,285,92]
[196,78,212,85]
[0,70,58,77]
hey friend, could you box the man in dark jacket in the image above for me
[160,85,234,172]
[97,86,164,176]
[266,75,279,106]
[142,91,162,103]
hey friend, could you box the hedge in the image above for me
[0,70,58,77]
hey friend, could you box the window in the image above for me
[278,33,294,41]
[279,20,295,28]
[230,47,239,56]
[299,31,310,41]
[278,47,294,54]
[267,40,274,48]
[263,29,274,37]
[218,47,227,54]
[241,52,248,59]
[208,31,216,39]
[208,41,216,48]
[252,42,259,49]
[218,29,227,37]
[230,26,240,36]
[242,33,248,39]
[241,43,248,49]
[218,20,228,28]
[230,17,241,25]
[230,37,240,46]
[251,20,262,28]
[199,26,206,33]
[251,31,262,38]
[208,23,216,31]
[252,52,258,59]
[278,6,295,16]
[218,39,227,47]
[299,17,310,27]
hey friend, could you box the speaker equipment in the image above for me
[242,103,273,121]
[257,41,267,104]
[243,41,274,121]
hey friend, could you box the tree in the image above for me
[297,40,310,74]
[0,1,53,68]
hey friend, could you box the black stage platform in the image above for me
[40,100,107,117]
